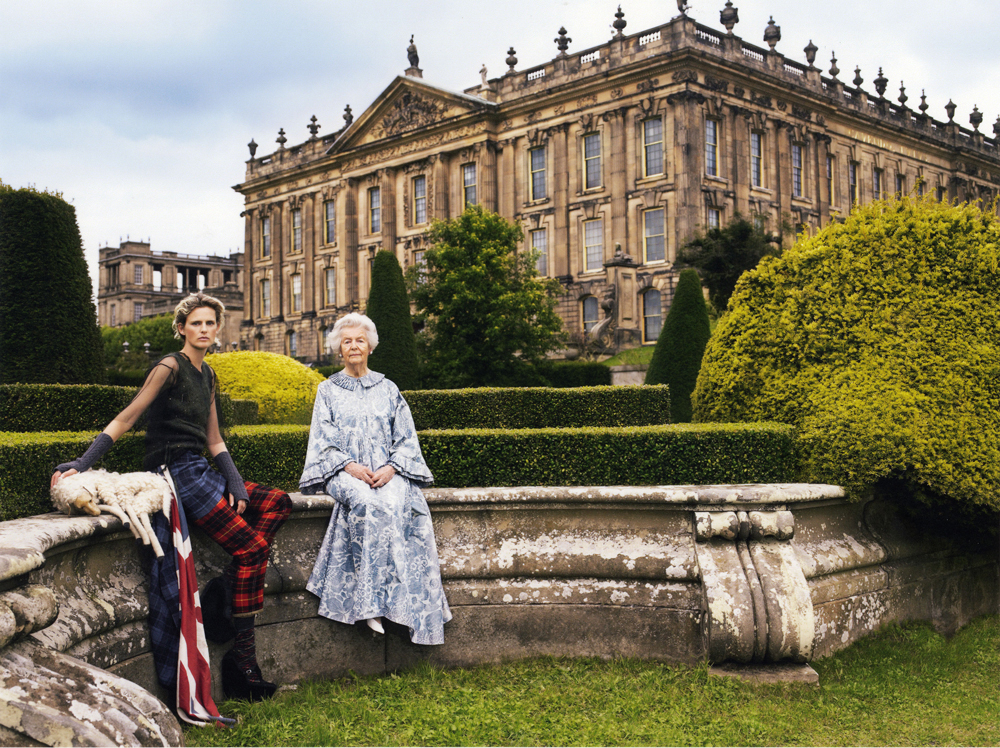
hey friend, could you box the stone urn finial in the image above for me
[873,67,888,99]
[276,128,287,148]
[763,17,780,51]
[555,26,572,56]
[970,105,983,132]
[829,52,839,80]
[898,83,908,108]
[506,47,518,74]
[919,90,928,114]
[343,104,354,126]
[804,39,818,67]
[613,6,627,37]
[307,115,320,138]
[247,139,258,159]
[853,66,863,89]
[945,99,956,122]
[720,1,739,34]
[993,115,1000,139]
[677,0,690,15]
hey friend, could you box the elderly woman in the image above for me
[300,313,451,644]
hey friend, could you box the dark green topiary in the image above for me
[694,195,1000,512]
[0,185,106,384]
[366,250,420,390]
[645,268,711,422]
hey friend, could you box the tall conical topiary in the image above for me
[366,250,420,390]
[645,268,711,422]
[0,184,106,384]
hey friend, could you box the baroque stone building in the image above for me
[97,240,244,347]
[234,5,1000,362]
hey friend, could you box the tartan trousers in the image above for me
[192,482,291,617]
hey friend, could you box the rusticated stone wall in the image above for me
[0,484,995,746]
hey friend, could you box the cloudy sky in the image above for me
[3,0,998,288]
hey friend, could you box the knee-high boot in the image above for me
[221,615,278,701]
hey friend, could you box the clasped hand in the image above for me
[345,462,395,488]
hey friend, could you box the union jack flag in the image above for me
[162,468,234,727]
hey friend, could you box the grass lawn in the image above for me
[185,616,999,747]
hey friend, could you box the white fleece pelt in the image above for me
[50,469,172,557]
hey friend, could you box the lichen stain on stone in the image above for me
[494,532,673,571]
[68,699,103,723]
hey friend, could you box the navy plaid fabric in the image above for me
[167,451,227,520]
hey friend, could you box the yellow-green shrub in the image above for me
[694,195,1000,511]
[205,352,324,425]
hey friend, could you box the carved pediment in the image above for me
[369,91,446,140]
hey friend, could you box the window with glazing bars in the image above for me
[643,118,663,177]
[750,132,762,188]
[369,187,381,233]
[849,163,858,204]
[325,267,336,307]
[531,228,548,276]
[583,133,601,189]
[291,273,302,313]
[529,148,546,200]
[791,144,803,197]
[643,289,662,343]
[584,219,603,271]
[261,217,270,257]
[325,200,336,243]
[582,296,599,332]
[463,163,477,205]
[705,119,718,177]
[643,208,665,263]
[413,175,427,224]
[261,279,271,317]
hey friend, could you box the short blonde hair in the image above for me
[327,313,379,353]
[172,292,225,339]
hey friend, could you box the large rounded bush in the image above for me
[205,351,324,425]
[693,196,1000,511]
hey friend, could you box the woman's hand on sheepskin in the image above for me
[50,468,78,488]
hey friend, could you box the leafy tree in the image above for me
[645,268,711,422]
[411,205,563,388]
[693,195,1000,513]
[679,213,781,313]
[0,183,106,384]
[102,314,181,369]
[365,250,420,390]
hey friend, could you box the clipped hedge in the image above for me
[0,422,798,521]
[405,385,670,430]
[0,384,258,432]
[540,361,612,388]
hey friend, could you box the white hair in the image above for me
[327,313,379,354]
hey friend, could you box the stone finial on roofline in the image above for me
[406,35,423,78]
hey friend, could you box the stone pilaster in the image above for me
[344,181,359,304]
[551,123,571,278]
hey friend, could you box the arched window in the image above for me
[582,296,599,333]
[642,289,662,343]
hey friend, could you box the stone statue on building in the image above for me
[407,36,419,69]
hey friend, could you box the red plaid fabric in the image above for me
[192,482,291,617]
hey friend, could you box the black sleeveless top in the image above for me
[143,353,215,471]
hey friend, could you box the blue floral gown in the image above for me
[300,371,451,645]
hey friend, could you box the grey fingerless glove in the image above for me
[55,433,114,475]
[214,451,250,506]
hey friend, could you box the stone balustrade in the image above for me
[0,483,995,746]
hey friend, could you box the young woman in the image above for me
[50,292,290,701]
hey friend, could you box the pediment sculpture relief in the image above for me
[370,92,446,140]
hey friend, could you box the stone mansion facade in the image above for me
[97,240,244,347]
[233,5,1000,362]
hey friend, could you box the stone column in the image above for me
[273,202,285,319]
[605,109,628,252]
[480,141,498,213]
[814,134,831,227]
[380,168,397,255]
[775,122,791,221]
[243,210,254,323]
[344,181,359,304]
[432,153,450,219]
[731,107,750,214]
[668,91,704,249]
[499,138,517,219]
[303,195,315,314]
[551,124,571,279]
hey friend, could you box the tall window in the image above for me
[413,250,426,284]
[110,304,117,326]
[529,148,547,201]
[292,208,302,252]
[791,144,803,198]
[582,296,599,333]
[708,208,721,229]
[325,267,336,307]
[413,175,427,224]
[134,265,143,285]
[873,168,884,200]
[643,208,665,263]
[133,303,143,322]
[705,119,719,177]
[260,279,271,317]
[849,162,858,204]
[643,118,663,177]
[463,163,477,206]
[750,131,763,188]
[531,228,548,276]
[261,216,271,257]
[325,200,336,243]
[826,155,835,204]
[583,133,601,189]
[584,219,603,271]
[642,289,662,343]
[936,185,946,201]
[291,273,302,313]
[288,330,298,358]
[895,173,905,196]
[369,187,381,233]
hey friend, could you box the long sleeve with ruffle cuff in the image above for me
[387,390,434,487]
[298,384,354,489]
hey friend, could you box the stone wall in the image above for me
[0,484,995,745]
